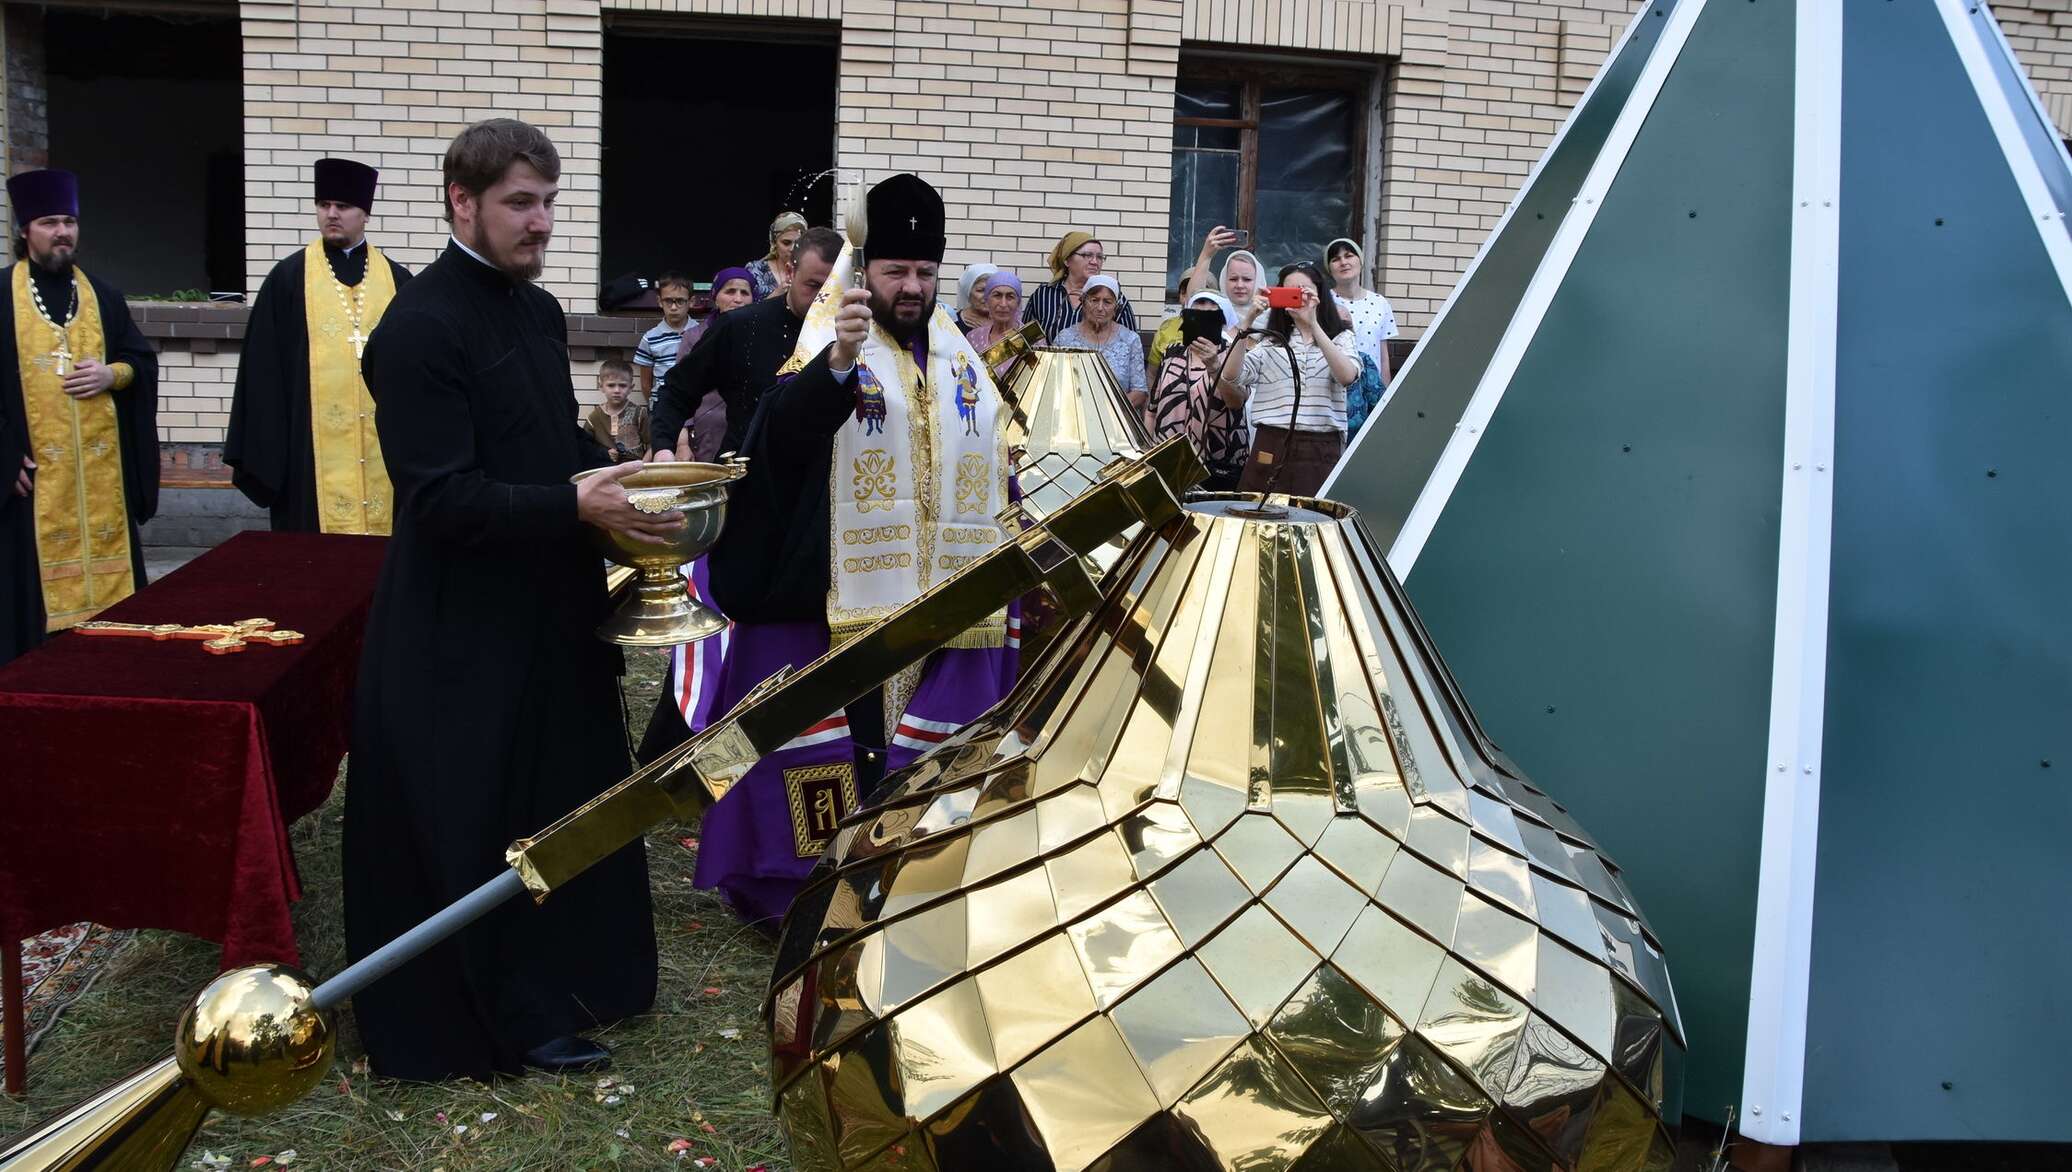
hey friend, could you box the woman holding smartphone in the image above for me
[1147,291,1248,490]
[1215,260,1359,496]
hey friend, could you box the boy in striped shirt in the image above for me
[633,271,693,399]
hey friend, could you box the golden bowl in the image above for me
[573,460,746,646]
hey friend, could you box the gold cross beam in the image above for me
[73,617,306,655]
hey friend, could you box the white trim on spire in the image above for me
[1385,0,1712,576]
[1939,0,2072,309]
[1738,0,1842,1150]
[1320,0,1674,497]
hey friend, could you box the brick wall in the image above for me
[238,0,604,310]
[829,0,1182,320]
[1371,2,1624,328]
[1,4,49,234]
[12,0,2065,447]
[135,302,650,446]
[1996,1,2072,142]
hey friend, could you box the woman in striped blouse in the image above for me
[1215,260,1360,496]
[1022,230,1139,340]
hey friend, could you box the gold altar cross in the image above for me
[73,616,306,655]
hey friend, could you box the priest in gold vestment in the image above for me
[0,168,159,666]
[226,158,411,533]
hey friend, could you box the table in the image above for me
[0,531,385,1094]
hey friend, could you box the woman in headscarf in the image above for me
[1022,229,1138,340]
[744,211,807,301]
[952,262,999,336]
[1220,248,1263,311]
[1326,237,1396,380]
[1325,237,1396,436]
[1054,274,1147,410]
[965,270,1026,377]
[1216,260,1360,496]
[667,266,758,460]
[1146,290,1248,490]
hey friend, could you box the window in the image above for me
[600,18,838,307]
[18,6,244,297]
[1168,59,1375,297]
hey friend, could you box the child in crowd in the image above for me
[634,272,694,399]
[583,358,649,463]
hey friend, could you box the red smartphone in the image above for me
[1264,285,1305,309]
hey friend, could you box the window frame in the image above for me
[1170,56,1376,300]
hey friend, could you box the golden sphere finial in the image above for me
[174,964,336,1116]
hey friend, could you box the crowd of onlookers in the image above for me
[584,212,1399,498]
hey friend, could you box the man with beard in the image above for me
[693,174,1018,926]
[225,158,413,533]
[0,169,158,666]
[343,119,679,1080]
[637,223,841,761]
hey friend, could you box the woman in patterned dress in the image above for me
[1146,291,1248,490]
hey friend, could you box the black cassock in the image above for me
[343,242,655,1081]
[648,294,805,462]
[223,242,412,530]
[0,261,158,667]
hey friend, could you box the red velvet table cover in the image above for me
[0,531,384,968]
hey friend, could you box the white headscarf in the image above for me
[1220,249,1263,301]
[956,263,999,313]
[1082,274,1122,300]
[1188,290,1238,331]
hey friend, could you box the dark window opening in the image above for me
[1169,56,1376,298]
[32,7,243,298]
[600,21,838,309]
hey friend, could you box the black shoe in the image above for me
[523,1035,611,1073]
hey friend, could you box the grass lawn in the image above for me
[0,649,793,1172]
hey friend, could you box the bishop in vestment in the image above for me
[343,120,680,1081]
[0,169,158,667]
[698,174,1019,926]
[225,158,412,533]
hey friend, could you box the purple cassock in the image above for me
[690,613,1019,926]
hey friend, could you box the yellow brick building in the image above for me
[0,0,2067,454]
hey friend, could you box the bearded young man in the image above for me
[342,119,682,1081]
[692,174,1018,927]
[0,169,158,666]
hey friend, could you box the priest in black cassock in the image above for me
[635,224,842,763]
[648,224,842,463]
[225,158,411,533]
[343,119,681,1081]
[0,169,158,667]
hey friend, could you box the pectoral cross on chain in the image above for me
[348,327,367,360]
[33,340,72,376]
[74,616,306,655]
